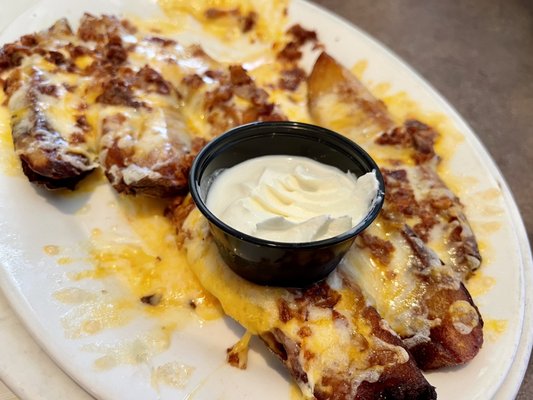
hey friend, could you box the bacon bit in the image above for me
[297,326,312,338]
[104,35,128,65]
[382,168,408,184]
[182,74,204,90]
[229,65,253,85]
[140,293,162,306]
[135,66,171,95]
[0,43,31,72]
[75,115,90,132]
[409,123,438,164]
[278,298,294,323]
[77,13,130,42]
[377,120,438,164]
[96,78,142,108]
[205,85,234,111]
[359,233,395,265]
[277,41,302,62]
[376,126,411,146]
[277,25,318,62]
[430,196,454,210]
[303,350,315,361]
[241,12,257,33]
[68,44,92,59]
[37,84,58,97]
[287,24,317,45]
[299,283,341,309]
[20,34,39,47]
[46,50,66,66]
[69,132,86,144]
[413,207,438,242]
[332,309,347,323]
[2,70,22,98]
[226,351,241,368]
[278,67,306,91]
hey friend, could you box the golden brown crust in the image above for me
[9,70,97,189]
[408,284,483,370]
[308,52,395,137]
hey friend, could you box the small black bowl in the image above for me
[189,121,384,287]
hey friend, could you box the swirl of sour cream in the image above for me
[205,155,379,243]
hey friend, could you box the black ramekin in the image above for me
[189,121,384,287]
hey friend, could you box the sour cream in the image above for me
[205,155,379,243]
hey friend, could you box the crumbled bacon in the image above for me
[382,168,408,183]
[104,35,128,66]
[278,67,306,91]
[140,293,162,306]
[297,326,312,338]
[430,196,454,210]
[135,65,171,95]
[241,12,257,33]
[182,74,204,89]
[277,24,318,62]
[277,41,302,62]
[229,65,253,85]
[382,169,420,218]
[75,115,90,132]
[412,206,438,242]
[407,120,438,164]
[295,282,341,310]
[2,70,22,98]
[67,44,92,59]
[37,83,58,97]
[278,298,294,323]
[0,43,32,72]
[376,126,411,146]
[20,34,39,47]
[96,78,143,107]
[376,120,438,164]
[77,13,133,42]
[359,233,395,265]
[205,85,233,110]
[287,24,318,45]
[46,50,67,66]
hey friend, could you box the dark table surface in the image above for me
[311,0,532,398]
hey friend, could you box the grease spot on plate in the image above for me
[83,328,173,370]
[151,362,195,389]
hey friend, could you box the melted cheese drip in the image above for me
[76,196,222,322]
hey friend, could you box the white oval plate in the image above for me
[0,1,532,399]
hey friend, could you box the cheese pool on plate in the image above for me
[206,155,379,243]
